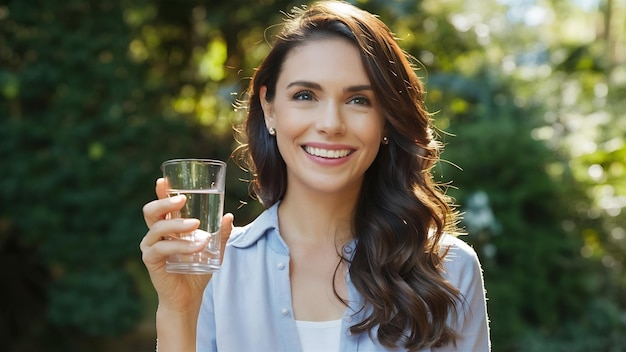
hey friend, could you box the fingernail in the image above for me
[182,218,200,226]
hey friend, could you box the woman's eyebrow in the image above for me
[344,84,373,93]
[286,80,321,90]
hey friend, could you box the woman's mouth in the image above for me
[303,146,353,159]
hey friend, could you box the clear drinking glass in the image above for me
[161,159,226,274]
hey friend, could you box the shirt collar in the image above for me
[228,201,281,249]
[228,201,358,258]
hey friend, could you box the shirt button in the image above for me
[343,246,353,254]
[345,316,353,323]
[277,262,285,270]
[281,308,289,316]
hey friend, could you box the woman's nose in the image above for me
[316,103,346,135]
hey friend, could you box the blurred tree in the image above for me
[0,0,229,350]
[414,0,626,350]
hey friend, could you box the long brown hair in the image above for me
[234,1,462,349]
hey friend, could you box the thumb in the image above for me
[219,213,234,263]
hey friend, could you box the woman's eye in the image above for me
[293,90,314,101]
[349,96,371,106]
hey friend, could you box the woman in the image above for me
[141,1,490,351]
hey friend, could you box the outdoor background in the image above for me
[1,0,624,351]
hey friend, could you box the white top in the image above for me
[295,319,342,352]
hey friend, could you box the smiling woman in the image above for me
[260,37,385,199]
[140,1,490,351]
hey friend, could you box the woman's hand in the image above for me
[141,178,233,351]
[140,178,233,311]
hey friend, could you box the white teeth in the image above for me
[304,146,351,158]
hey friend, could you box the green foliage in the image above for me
[47,270,140,335]
[0,0,228,349]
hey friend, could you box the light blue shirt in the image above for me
[197,203,490,351]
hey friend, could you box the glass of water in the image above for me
[161,159,226,274]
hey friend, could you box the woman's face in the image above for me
[261,37,385,198]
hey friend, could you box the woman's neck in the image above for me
[277,188,358,247]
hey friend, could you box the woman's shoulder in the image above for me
[439,233,479,258]
[437,233,483,279]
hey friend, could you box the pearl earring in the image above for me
[382,136,389,145]
[269,127,276,136]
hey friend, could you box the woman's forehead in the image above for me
[277,38,370,88]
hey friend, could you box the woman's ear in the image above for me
[381,124,390,143]
[260,86,275,130]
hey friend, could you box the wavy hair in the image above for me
[233,1,462,349]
